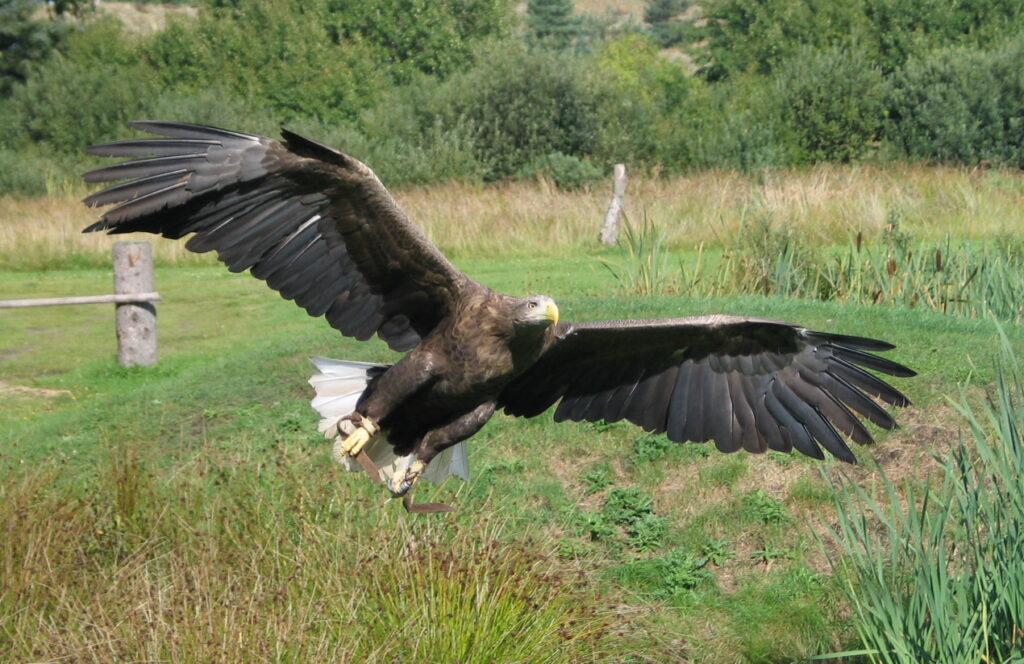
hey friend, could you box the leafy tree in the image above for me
[694,0,867,80]
[0,0,75,96]
[527,0,580,50]
[146,0,389,123]
[328,0,512,81]
[587,33,692,165]
[883,36,1024,167]
[773,45,885,163]
[644,0,690,48]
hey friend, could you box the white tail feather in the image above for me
[308,357,469,485]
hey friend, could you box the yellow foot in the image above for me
[388,459,425,497]
[331,415,379,464]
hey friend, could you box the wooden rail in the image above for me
[0,242,160,367]
[0,293,161,308]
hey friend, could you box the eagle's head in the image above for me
[513,295,560,329]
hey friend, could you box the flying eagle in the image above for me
[82,122,915,512]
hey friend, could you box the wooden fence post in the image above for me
[113,241,157,367]
[600,163,627,246]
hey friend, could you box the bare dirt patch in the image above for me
[0,380,72,399]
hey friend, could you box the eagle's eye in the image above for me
[528,301,538,309]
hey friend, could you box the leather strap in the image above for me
[354,451,382,485]
[403,494,455,514]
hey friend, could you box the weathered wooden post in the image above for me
[600,163,627,246]
[113,241,157,367]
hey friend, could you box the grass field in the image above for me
[1,168,1021,662]
[5,163,1024,270]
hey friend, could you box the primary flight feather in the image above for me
[83,122,915,509]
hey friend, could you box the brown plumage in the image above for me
[82,122,915,503]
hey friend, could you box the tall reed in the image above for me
[823,330,1024,662]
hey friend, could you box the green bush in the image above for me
[0,0,77,97]
[773,45,885,163]
[145,0,388,123]
[668,76,792,171]
[587,33,693,167]
[516,151,602,190]
[694,0,867,80]
[0,148,59,196]
[0,19,155,155]
[440,41,602,179]
[330,0,512,81]
[883,37,1024,167]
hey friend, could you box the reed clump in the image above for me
[824,332,1024,662]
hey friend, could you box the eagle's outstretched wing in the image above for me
[499,316,915,462]
[83,121,469,352]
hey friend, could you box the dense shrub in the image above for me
[773,45,885,163]
[883,37,1024,167]
[329,0,512,81]
[517,151,603,190]
[669,77,791,171]
[0,0,77,97]
[145,0,387,123]
[428,41,603,179]
[0,52,156,157]
[0,148,59,196]
[587,33,693,166]
[695,0,867,80]
[861,0,1024,73]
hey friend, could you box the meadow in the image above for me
[1,166,1022,662]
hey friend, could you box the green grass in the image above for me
[0,254,1019,662]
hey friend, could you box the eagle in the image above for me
[82,122,915,512]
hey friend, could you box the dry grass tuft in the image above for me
[0,441,630,663]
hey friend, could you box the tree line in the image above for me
[2,0,1024,196]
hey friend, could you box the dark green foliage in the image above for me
[695,0,1024,81]
[862,0,1024,73]
[145,0,387,123]
[328,0,512,81]
[773,45,885,163]
[436,41,601,179]
[883,37,1024,168]
[0,0,76,96]
[603,486,654,525]
[644,0,690,48]
[742,489,789,525]
[694,0,867,80]
[630,433,673,465]
[517,151,603,190]
[0,21,157,156]
[527,0,580,50]
[0,148,57,196]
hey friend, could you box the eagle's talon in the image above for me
[388,459,426,497]
[331,415,379,463]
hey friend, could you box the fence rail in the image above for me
[0,241,159,367]
[0,292,161,308]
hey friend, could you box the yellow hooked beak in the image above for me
[534,299,559,325]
